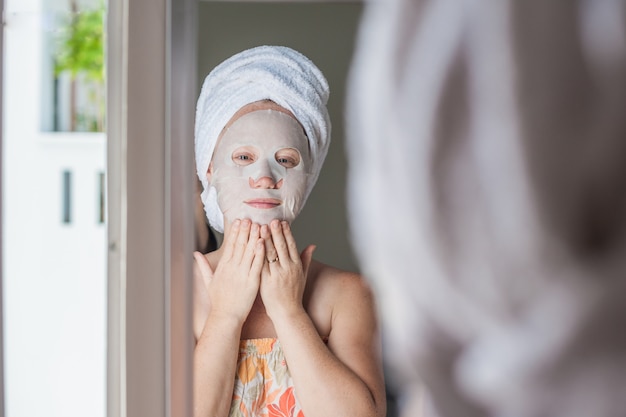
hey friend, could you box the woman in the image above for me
[192,45,386,417]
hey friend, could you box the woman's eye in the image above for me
[232,152,255,165]
[275,149,300,168]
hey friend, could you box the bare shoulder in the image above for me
[304,260,378,338]
[307,259,375,303]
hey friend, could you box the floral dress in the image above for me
[230,338,304,417]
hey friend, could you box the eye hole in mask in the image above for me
[231,146,301,169]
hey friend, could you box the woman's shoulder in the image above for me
[305,262,377,348]
[306,260,375,305]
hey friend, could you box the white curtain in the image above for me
[346,1,626,416]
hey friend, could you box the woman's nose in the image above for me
[249,176,283,189]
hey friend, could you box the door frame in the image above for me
[106,0,196,416]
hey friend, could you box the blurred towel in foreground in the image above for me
[346,2,626,416]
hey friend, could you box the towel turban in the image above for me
[195,45,331,233]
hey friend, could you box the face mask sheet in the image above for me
[209,110,313,226]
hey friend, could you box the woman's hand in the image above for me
[193,219,265,339]
[259,220,315,319]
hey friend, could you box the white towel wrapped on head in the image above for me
[195,45,331,233]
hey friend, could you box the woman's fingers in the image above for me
[261,224,278,264]
[241,223,261,267]
[282,222,300,262]
[250,239,266,277]
[269,220,291,263]
[220,219,241,261]
[300,244,316,278]
[232,219,252,260]
[193,251,214,287]
[259,222,310,320]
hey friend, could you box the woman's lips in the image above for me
[244,198,282,209]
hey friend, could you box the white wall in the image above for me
[2,0,106,415]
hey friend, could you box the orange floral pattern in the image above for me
[229,338,304,417]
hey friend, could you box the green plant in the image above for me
[54,1,105,132]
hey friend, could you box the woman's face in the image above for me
[208,109,312,226]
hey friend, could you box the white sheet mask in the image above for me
[209,109,313,226]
